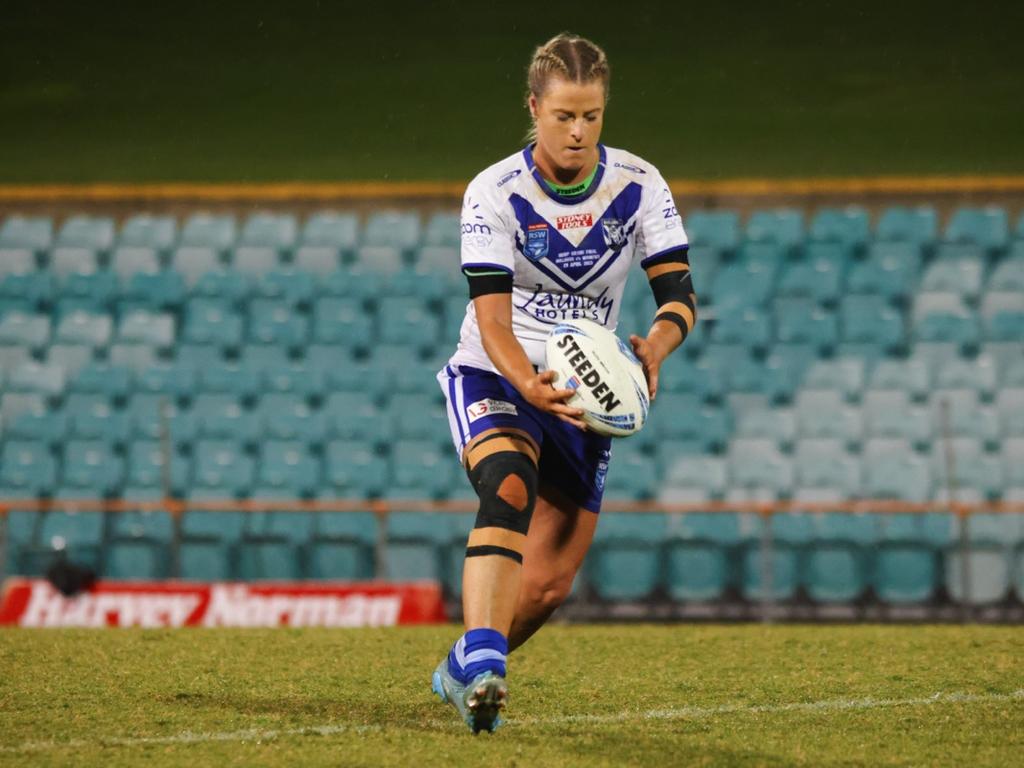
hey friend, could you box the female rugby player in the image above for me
[432,33,697,733]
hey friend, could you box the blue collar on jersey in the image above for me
[522,143,607,206]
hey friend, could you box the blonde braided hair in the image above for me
[525,33,610,141]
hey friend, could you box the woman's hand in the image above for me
[522,370,587,430]
[629,333,668,402]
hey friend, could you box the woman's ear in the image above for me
[528,93,538,120]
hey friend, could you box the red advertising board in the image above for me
[0,579,447,628]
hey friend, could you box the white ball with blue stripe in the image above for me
[544,318,649,438]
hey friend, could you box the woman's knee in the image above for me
[521,573,575,612]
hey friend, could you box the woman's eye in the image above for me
[558,116,570,122]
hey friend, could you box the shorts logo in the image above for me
[466,398,518,423]
[525,223,549,260]
[556,213,593,230]
[601,218,627,250]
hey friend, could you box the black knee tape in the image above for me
[467,450,538,541]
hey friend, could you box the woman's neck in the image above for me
[531,142,599,187]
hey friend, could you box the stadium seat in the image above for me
[127,393,198,447]
[171,247,222,287]
[126,440,190,492]
[0,311,51,349]
[108,343,161,374]
[313,296,373,347]
[981,291,1024,341]
[863,390,932,446]
[106,487,174,580]
[809,206,870,253]
[231,246,279,275]
[774,298,838,350]
[987,254,1024,291]
[56,215,115,252]
[795,390,863,446]
[256,440,321,495]
[867,358,930,400]
[193,393,260,443]
[192,267,251,305]
[930,389,999,442]
[240,212,298,252]
[657,350,725,400]
[876,206,937,247]
[118,214,177,252]
[0,215,53,253]
[180,497,244,580]
[1,392,47,426]
[0,248,35,278]
[58,268,118,314]
[930,438,1003,498]
[803,358,866,401]
[380,507,448,581]
[422,212,460,248]
[387,267,449,303]
[873,511,943,604]
[254,268,316,307]
[652,393,731,451]
[602,443,658,500]
[664,511,741,601]
[133,361,196,400]
[293,246,341,276]
[1,440,58,492]
[847,241,922,300]
[863,439,931,500]
[183,298,244,348]
[8,361,66,397]
[353,245,404,274]
[318,268,385,302]
[390,441,453,495]
[921,246,985,302]
[39,493,105,569]
[6,409,69,446]
[727,438,794,494]
[740,511,814,601]
[414,247,461,287]
[71,362,132,399]
[709,261,778,311]
[912,292,981,347]
[248,299,308,346]
[710,306,771,349]
[260,360,326,399]
[734,408,796,448]
[776,242,845,303]
[805,510,875,602]
[118,310,175,348]
[762,343,818,402]
[363,210,420,251]
[996,389,1024,437]
[590,513,666,600]
[258,393,327,443]
[944,206,1009,253]
[192,440,255,494]
[746,208,804,251]
[685,210,741,252]
[119,270,187,313]
[308,502,377,580]
[390,392,449,442]
[325,391,392,444]
[181,213,236,251]
[61,439,125,493]
[301,211,359,252]
[53,310,112,349]
[67,395,131,446]
[325,441,389,496]
[794,439,861,495]
[839,295,905,350]
[110,246,160,279]
[239,343,292,373]
[935,355,998,400]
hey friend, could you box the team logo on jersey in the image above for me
[525,223,549,260]
[601,218,627,250]
[556,213,593,231]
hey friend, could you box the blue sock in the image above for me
[447,628,508,684]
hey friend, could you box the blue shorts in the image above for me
[438,364,612,513]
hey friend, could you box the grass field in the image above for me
[2,1,1023,182]
[1,625,1021,767]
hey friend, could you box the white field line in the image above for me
[2,689,1022,754]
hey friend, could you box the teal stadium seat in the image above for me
[873,510,946,604]
[390,441,453,496]
[192,267,251,304]
[741,512,814,601]
[0,393,47,427]
[922,245,984,302]
[258,394,327,444]
[774,298,838,351]
[363,211,421,252]
[930,438,1003,498]
[930,389,999,442]
[239,343,292,374]
[602,443,658,500]
[390,392,449,442]
[248,299,309,346]
[687,245,723,287]
[126,440,190,492]
[71,362,132,399]
[863,438,931,500]
[981,292,1024,341]
[118,310,175,348]
[776,242,845,303]
[254,268,316,308]
[590,513,666,600]
[763,343,818,402]
[1,440,58,492]
[302,211,359,253]
[997,389,1024,437]
[378,296,441,348]
[652,392,731,451]
[710,306,771,349]
[127,393,198,447]
[685,210,741,252]
[192,440,255,494]
[987,253,1024,291]
[106,487,173,579]
[54,310,111,349]
[240,212,298,253]
[119,270,187,314]
[135,361,198,400]
[664,511,741,601]
[309,501,377,580]
[847,242,922,301]
[183,298,244,348]
[945,206,1009,254]
[387,267,449,303]
[236,488,312,581]
[325,391,391,444]
[746,208,804,251]
[193,393,260,444]
[180,495,245,581]
[805,510,875,602]
[318,268,385,302]
[0,215,53,253]
[809,206,870,253]
[734,408,796,448]
[56,215,115,252]
[934,354,998,399]
[876,206,937,247]
[945,512,1021,605]
[325,440,389,496]
[67,395,131,445]
[294,246,341,276]
[867,358,930,400]
[8,360,66,396]
[353,245,404,275]
[198,361,259,399]
[57,267,118,314]
[839,295,905,351]
[41,493,105,569]
[0,248,35,278]
[415,247,463,291]
[709,261,778,311]
[803,358,866,402]
[656,350,725,400]
[7,409,69,447]
[795,390,863,446]
[61,439,124,493]
[794,439,861,496]
[728,438,794,495]
[171,247,221,287]
[181,213,236,252]
[912,292,980,347]
[118,214,177,252]
[261,361,327,399]
[45,344,93,377]
[382,508,449,581]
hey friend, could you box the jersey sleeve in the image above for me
[636,170,689,268]
[460,178,516,276]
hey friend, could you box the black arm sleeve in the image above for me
[464,268,513,298]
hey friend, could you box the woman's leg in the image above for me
[507,483,599,652]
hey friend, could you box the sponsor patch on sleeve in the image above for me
[466,398,518,422]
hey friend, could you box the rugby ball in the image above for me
[544,318,650,438]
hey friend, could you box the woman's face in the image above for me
[529,75,605,175]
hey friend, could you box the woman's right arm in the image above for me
[473,292,586,430]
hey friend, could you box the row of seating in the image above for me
[5,508,1024,605]
[3,206,1021,258]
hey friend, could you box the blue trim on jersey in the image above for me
[639,244,690,269]
[507,181,643,292]
[522,143,608,206]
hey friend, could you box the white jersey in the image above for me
[447,143,689,373]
